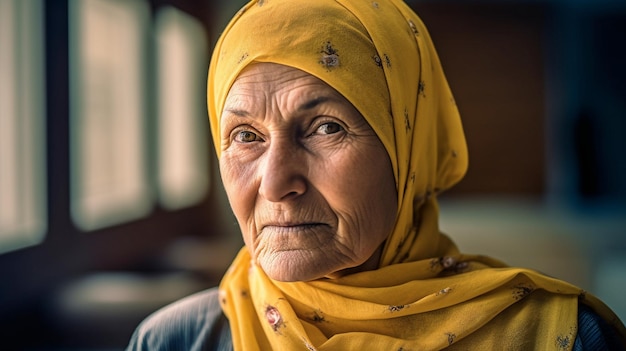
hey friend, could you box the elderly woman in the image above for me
[128,0,626,350]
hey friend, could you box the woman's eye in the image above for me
[234,130,260,143]
[315,122,344,135]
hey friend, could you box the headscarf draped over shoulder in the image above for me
[207,0,626,350]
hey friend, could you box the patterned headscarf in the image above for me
[207,0,625,349]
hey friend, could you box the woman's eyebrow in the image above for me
[298,96,331,111]
[223,108,251,118]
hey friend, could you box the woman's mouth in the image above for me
[261,223,326,234]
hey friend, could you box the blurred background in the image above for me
[0,0,624,349]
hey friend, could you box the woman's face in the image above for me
[219,63,397,282]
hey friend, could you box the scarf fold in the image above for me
[207,0,626,349]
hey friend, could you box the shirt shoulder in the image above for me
[574,303,625,351]
[126,287,232,351]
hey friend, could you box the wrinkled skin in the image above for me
[219,63,397,282]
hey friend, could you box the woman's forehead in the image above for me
[231,63,320,90]
[225,63,346,105]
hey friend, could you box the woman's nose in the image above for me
[258,139,308,202]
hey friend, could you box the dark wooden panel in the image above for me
[409,2,549,195]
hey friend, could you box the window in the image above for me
[0,0,47,253]
[155,7,210,210]
[69,0,152,230]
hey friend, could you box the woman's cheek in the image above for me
[220,154,258,224]
[221,147,261,187]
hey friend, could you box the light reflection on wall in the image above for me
[69,0,153,230]
[0,0,46,253]
[155,7,209,210]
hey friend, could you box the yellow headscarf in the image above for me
[207,0,626,350]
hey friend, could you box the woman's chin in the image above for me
[264,267,327,282]
[259,251,343,282]
[257,246,382,282]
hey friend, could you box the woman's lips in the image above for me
[260,223,327,234]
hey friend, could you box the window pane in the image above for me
[155,7,210,210]
[0,0,47,253]
[69,0,152,230]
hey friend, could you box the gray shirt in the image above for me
[127,288,232,351]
